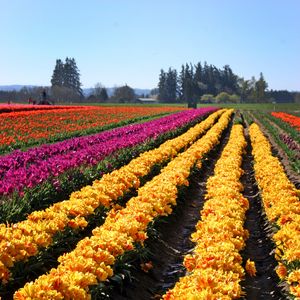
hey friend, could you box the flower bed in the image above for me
[162,124,249,299]
[13,110,233,299]
[249,123,300,299]
[0,109,225,284]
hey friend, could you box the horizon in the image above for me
[0,84,152,92]
[1,0,299,91]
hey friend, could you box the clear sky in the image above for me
[0,0,299,91]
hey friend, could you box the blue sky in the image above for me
[0,0,299,90]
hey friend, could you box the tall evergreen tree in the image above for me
[201,62,210,93]
[194,62,205,98]
[158,68,178,102]
[51,59,64,87]
[212,66,222,94]
[182,64,194,102]
[158,69,167,102]
[222,65,237,93]
[166,68,177,102]
[51,57,83,99]
[63,57,72,89]
[63,57,83,96]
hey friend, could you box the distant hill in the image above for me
[74,87,151,97]
[0,85,152,97]
[0,85,37,91]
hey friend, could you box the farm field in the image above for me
[0,105,299,300]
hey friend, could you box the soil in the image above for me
[108,119,291,300]
[240,130,285,300]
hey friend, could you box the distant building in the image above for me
[136,98,158,104]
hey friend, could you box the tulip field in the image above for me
[0,105,188,153]
[0,104,299,299]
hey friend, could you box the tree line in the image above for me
[157,62,275,106]
[0,58,298,104]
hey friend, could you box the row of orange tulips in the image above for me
[249,123,300,299]
[13,110,233,299]
[162,124,250,299]
[271,112,300,131]
[0,109,225,284]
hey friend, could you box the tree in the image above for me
[179,64,195,106]
[200,94,215,103]
[158,69,167,101]
[248,76,257,102]
[194,62,204,99]
[93,83,103,98]
[255,72,268,102]
[165,68,177,103]
[222,65,238,94]
[99,88,108,101]
[238,78,251,103]
[51,59,64,87]
[93,83,108,102]
[229,94,240,103]
[215,92,231,103]
[51,57,83,102]
[63,57,83,97]
[266,90,295,103]
[158,68,178,102]
[112,85,135,102]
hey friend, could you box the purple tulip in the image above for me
[279,133,300,159]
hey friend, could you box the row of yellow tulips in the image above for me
[162,124,249,299]
[0,109,226,284]
[249,123,300,299]
[13,110,233,299]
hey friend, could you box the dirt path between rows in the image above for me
[240,130,285,300]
